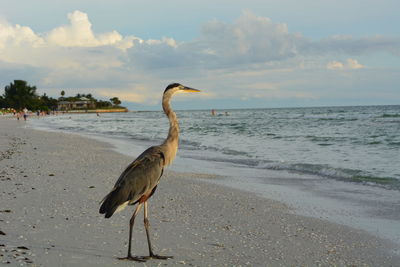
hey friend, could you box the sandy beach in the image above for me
[1,118,399,266]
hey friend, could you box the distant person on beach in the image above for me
[211,109,216,116]
[23,108,28,121]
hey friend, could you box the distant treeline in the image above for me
[0,80,123,111]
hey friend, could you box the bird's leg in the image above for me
[144,201,154,255]
[143,201,173,260]
[118,203,146,262]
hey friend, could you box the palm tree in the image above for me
[110,97,121,106]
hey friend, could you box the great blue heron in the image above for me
[99,83,200,261]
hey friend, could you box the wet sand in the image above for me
[1,119,399,266]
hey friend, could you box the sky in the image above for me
[0,0,399,110]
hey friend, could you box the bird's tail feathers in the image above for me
[99,187,126,218]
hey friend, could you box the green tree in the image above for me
[110,97,121,106]
[95,100,112,108]
[3,80,38,110]
[61,90,65,97]
[0,96,5,108]
[37,93,58,111]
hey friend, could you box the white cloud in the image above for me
[120,10,307,71]
[0,10,398,106]
[194,10,304,64]
[346,58,364,69]
[0,11,134,70]
[0,22,44,49]
[46,11,133,49]
[326,58,364,70]
[326,61,344,70]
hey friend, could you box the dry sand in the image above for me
[1,119,399,266]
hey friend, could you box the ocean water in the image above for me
[28,105,400,245]
[31,105,400,190]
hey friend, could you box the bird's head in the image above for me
[164,83,201,96]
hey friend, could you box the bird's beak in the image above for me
[181,86,201,93]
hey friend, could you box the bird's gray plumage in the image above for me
[99,146,165,218]
[98,83,200,262]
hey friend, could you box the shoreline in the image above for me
[1,119,399,266]
[26,114,400,248]
[59,108,128,113]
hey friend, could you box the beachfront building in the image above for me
[57,97,95,111]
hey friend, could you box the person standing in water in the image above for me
[23,108,28,121]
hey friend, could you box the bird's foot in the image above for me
[118,255,147,262]
[143,254,173,260]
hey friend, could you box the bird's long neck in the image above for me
[160,93,179,166]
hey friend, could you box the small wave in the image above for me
[180,139,202,148]
[128,135,160,143]
[318,118,358,121]
[183,154,265,168]
[381,114,400,118]
[221,147,249,156]
[258,162,400,190]
[350,175,399,186]
[181,152,400,191]
[59,126,79,131]
[367,141,382,145]
[307,136,347,143]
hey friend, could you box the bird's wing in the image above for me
[114,146,165,202]
[99,146,165,217]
